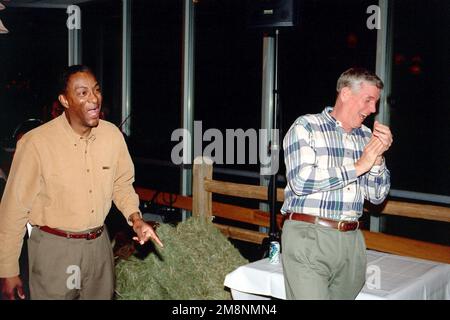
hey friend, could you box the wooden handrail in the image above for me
[362,230,450,264]
[136,179,450,226]
[215,224,267,244]
[135,186,284,228]
[212,203,284,228]
[364,201,450,223]
[204,177,450,223]
[135,187,193,211]
[136,185,450,239]
[204,178,285,202]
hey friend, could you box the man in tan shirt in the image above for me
[0,65,163,299]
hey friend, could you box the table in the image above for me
[224,250,450,300]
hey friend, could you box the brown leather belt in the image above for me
[40,225,104,240]
[289,213,360,232]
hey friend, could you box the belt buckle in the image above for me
[86,230,98,240]
[337,220,359,231]
[86,231,94,240]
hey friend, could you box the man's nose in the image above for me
[89,91,100,104]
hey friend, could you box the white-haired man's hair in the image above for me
[336,67,384,93]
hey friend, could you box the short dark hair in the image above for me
[59,65,94,94]
[336,67,384,93]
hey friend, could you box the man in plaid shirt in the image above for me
[281,68,392,299]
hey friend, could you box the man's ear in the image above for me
[58,94,69,109]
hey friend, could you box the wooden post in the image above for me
[193,156,213,219]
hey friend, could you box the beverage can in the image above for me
[269,241,280,264]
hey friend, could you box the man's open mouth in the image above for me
[87,107,100,118]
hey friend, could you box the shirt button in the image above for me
[74,144,77,147]
[87,169,90,173]
[91,209,94,213]
[89,190,92,193]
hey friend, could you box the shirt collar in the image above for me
[322,106,361,135]
[58,112,97,144]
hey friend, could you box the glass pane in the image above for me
[81,0,122,126]
[195,0,378,177]
[131,0,183,191]
[388,0,450,195]
[0,7,67,143]
[0,7,67,180]
[280,0,378,143]
[195,0,262,176]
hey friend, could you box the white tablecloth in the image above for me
[224,250,450,300]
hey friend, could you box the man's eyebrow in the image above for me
[74,83,100,90]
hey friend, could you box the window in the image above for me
[0,7,67,141]
[388,0,450,195]
[81,0,122,126]
[130,0,183,191]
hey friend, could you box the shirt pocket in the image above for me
[99,165,114,200]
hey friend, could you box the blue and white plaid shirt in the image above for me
[281,107,390,221]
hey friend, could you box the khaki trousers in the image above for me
[28,226,115,300]
[281,219,367,300]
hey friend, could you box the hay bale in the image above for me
[115,217,249,300]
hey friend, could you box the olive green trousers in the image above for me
[28,226,115,300]
[281,219,367,300]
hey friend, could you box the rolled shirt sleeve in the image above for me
[363,157,391,204]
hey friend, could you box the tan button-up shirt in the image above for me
[0,113,140,277]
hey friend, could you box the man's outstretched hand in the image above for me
[130,213,163,248]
